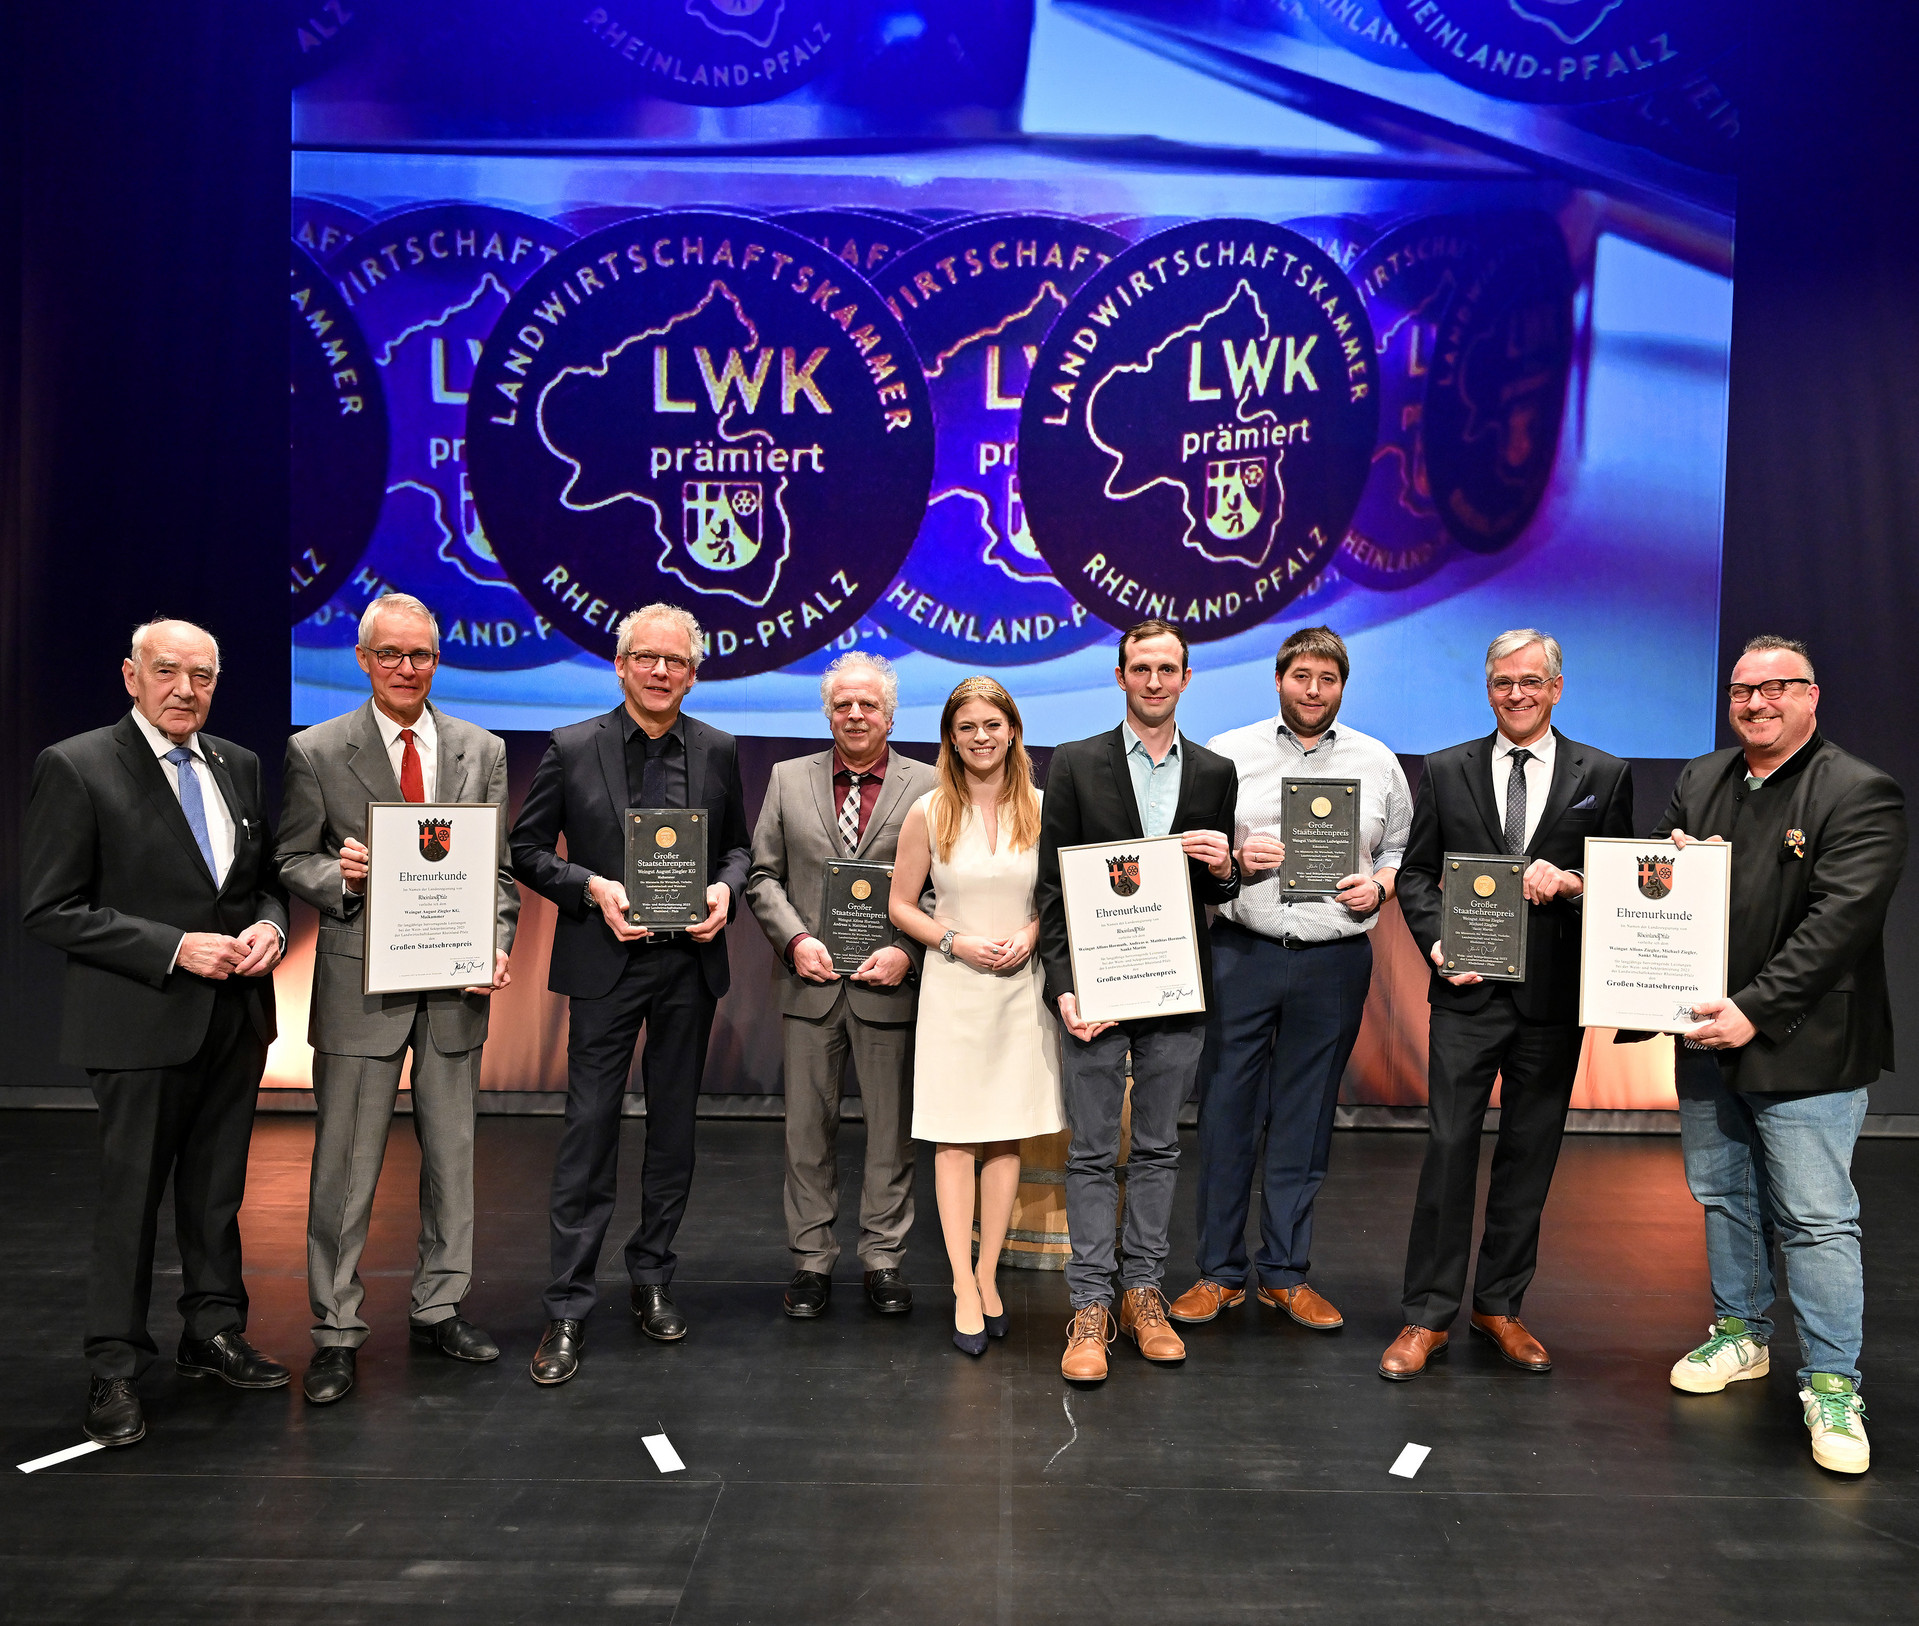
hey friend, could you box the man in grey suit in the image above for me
[747,653,937,1318]
[275,592,519,1405]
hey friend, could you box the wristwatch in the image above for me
[939,929,957,962]
[583,877,599,912]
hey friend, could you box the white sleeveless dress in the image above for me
[909,791,1065,1144]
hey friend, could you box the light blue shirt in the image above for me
[1122,721,1183,838]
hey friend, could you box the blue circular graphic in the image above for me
[294,196,367,262]
[1018,219,1379,644]
[1378,0,1741,105]
[1300,0,1428,70]
[868,214,1125,666]
[773,209,926,279]
[561,0,844,107]
[1422,214,1574,553]
[302,205,586,671]
[291,243,388,623]
[1336,214,1486,590]
[465,210,935,678]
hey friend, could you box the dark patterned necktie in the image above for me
[1503,749,1533,854]
[839,773,865,854]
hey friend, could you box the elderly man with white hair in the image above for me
[747,651,937,1319]
[509,603,751,1384]
[275,591,520,1405]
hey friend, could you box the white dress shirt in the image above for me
[1490,727,1557,851]
[371,701,438,801]
[130,708,283,969]
[1209,716,1412,943]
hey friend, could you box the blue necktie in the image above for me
[166,745,219,880]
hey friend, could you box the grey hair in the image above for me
[616,603,705,668]
[129,618,221,675]
[1484,628,1563,682]
[819,651,899,720]
[1740,634,1815,682]
[357,591,440,651]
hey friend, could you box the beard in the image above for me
[1281,693,1343,739]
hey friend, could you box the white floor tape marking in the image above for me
[18,1441,106,1474]
[1390,1443,1431,1479]
[642,1433,685,1473]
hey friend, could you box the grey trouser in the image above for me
[1062,1019,1206,1309]
[307,1004,481,1347]
[782,986,915,1272]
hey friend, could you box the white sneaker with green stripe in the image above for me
[1670,1316,1770,1393]
[1801,1374,1870,1473]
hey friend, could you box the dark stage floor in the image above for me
[1,1113,1915,1624]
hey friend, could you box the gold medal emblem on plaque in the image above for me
[655,827,677,848]
[1310,796,1332,818]
[850,879,872,900]
[1472,874,1496,897]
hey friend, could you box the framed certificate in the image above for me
[1439,853,1529,982]
[1057,833,1205,1024]
[624,808,709,930]
[1277,777,1361,896]
[362,801,503,995]
[1579,837,1732,1032]
[821,860,895,973]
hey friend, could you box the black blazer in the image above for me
[509,707,752,1001]
[1655,735,1905,1095]
[1036,726,1241,1022]
[20,713,287,1070]
[1397,728,1633,1024]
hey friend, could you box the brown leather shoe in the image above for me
[1168,1280,1245,1324]
[1470,1313,1552,1372]
[1378,1324,1449,1380]
[1256,1282,1344,1329]
[1061,1304,1114,1382]
[1118,1287,1187,1363]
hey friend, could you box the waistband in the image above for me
[1214,917,1369,952]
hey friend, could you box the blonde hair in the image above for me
[930,677,1041,864]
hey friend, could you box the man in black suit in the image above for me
[509,603,751,1384]
[1658,635,1904,1476]
[1037,620,1240,1383]
[22,619,291,1446]
[1385,629,1633,1380]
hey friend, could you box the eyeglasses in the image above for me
[1727,678,1812,702]
[1488,675,1550,696]
[363,647,439,671]
[624,650,693,675]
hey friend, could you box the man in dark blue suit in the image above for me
[22,619,291,1446]
[509,604,750,1384]
[1385,629,1634,1380]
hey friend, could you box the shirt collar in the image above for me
[834,746,889,781]
[371,701,435,751]
[1122,721,1180,763]
[1277,717,1338,752]
[1745,729,1823,788]
[621,708,685,749]
[131,708,201,762]
[1493,727,1555,764]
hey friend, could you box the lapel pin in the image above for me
[1785,828,1806,859]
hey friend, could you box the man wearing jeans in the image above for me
[1036,619,1240,1382]
[1659,635,1905,1474]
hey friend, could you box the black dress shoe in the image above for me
[85,1377,145,1446]
[410,1316,500,1362]
[630,1285,688,1342]
[530,1319,584,1386]
[303,1346,356,1404]
[176,1330,291,1390]
[864,1268,913,1314]
[784,1270,831,1319]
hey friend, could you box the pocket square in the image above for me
[1570,794,1596,811]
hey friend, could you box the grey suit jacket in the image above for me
[747,748,937,1022]
[276,699,521,1057]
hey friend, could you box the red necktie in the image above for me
[399,728,425,802]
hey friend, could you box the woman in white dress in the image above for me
[889,678,1064,1355]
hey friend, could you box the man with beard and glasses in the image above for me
[1168,627,1412,1338]
[1655,636,1904,1475]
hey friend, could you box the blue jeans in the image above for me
[1675,1047,1868,1386]
[1193,926,1372,1289]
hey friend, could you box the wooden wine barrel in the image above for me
[975,1080,1130,1270]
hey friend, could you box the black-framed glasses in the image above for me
[624,649,693,675]
[363,647,439,671]
[1727,678,1812,702]
[1489,675,1550,695]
